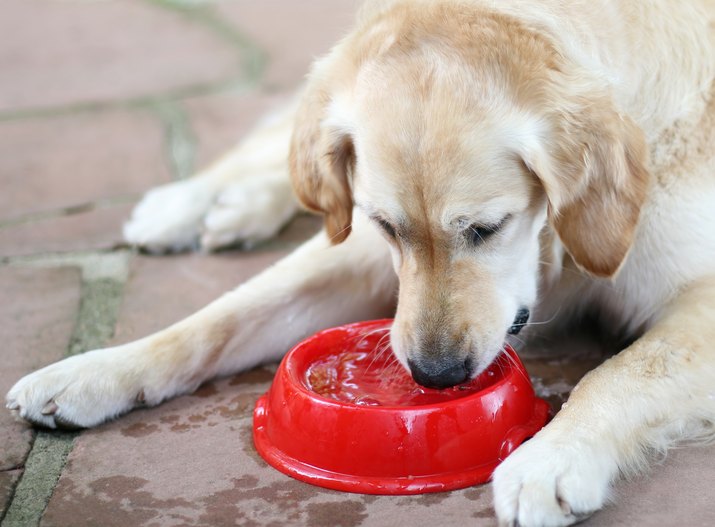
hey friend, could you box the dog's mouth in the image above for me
[508,307,530,335]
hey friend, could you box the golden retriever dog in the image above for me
[7,0,715,525]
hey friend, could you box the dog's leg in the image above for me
[6,214,396,428]
[493,275,715,527]
[123,98,300,252]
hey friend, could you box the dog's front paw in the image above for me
[123,178,217,253]
[6,349,144,429]
[200,174,298,251]
[492,433,615,527]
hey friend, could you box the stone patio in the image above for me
[1,1,713,526]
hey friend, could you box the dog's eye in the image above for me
[376,218,397,239]
[467,216,509,246]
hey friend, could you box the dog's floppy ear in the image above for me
[522,94,651,278]
[289,76,355,244]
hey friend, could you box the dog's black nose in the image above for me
[408,357,472,389]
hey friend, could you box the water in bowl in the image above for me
[305,343,504,407]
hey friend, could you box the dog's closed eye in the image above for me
[466,215,510,246]
[375,217,397,239]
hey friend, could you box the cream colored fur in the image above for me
[7,1,715,526]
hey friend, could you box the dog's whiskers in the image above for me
[353,326,391,349]
[366,338,393,371]
[378,355,404,379]
[511,306,562,335]
[496,344,531,386]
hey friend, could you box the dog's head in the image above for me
[290,4,650,388]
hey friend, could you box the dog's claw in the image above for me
[6,400,19,411]
[41,400,58,416]
[135,389,146,407]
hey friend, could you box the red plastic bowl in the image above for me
[253,319,549,494]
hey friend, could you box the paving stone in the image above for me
[0,0,241,113]
[184,91,294,171]
[0,267,82,472]
[214,0,357,89]
[0,110,171,222]
[588,445,715,526]
[0,469,22,519]
[0,203,133,259]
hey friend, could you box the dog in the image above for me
[7,1,715,525]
